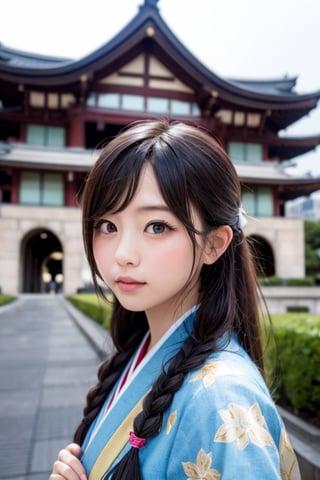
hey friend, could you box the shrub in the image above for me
[67,293,112,330]
[265,313,320,419]
[286,277,315,286]
[260,276,315,286]
[0,294,16,306]
[69,294,320,422]
[286,306,309,313]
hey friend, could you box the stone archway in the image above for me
[20,228,63,293]
[247,234,275,277]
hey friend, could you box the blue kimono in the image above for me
[81,309,301,479]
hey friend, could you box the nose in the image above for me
[114,233,140,267]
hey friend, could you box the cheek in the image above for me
[93,238,110,271]
[92,238,101,263]
[150,241,194,273]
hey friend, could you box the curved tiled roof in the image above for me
[0,0,319,108]
[0,43,70,69]
[228,77,298,97]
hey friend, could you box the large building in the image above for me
[286,193,320,220]
[1,0,320,295]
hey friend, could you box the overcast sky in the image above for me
[1,0,320,176]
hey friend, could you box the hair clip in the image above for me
[129,431,147,449]
[237,207,248,229]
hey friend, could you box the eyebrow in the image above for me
[136,205,171,213]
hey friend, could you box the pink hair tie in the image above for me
[129,431,147,449]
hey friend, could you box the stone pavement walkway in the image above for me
[0,294,107,480]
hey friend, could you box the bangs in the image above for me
[87,145,148,221]
[86,132,195,232]
[150,137,201,235]
[83,119,227,235]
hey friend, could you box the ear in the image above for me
[202,226,233,265]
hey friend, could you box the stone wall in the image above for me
[261,286,320,314]
[0,204,88,295]
[245,216,305,278]
[0,206,306,295]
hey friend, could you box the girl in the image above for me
[50,120,300,479]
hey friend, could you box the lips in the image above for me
[116,276,145,293]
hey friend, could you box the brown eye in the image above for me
[95,220,117,234]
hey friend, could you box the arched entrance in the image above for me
[247,235,275,277]
[21,228,63,293]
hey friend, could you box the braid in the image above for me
[111,332,216,480]
[73,349,132,445]
[73,327,146,445]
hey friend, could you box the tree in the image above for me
[304,220,320,279]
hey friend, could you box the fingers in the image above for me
[50,445,87,480]
[65,443,83,457]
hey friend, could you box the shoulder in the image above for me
[166,334,284,442]
[184,335,273,405]
[157,338,300,479]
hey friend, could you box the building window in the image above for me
[191,103,201,116]
[228,142,263,163]
[242,187,273,217]
[121,94,144,111]
[86,93,96,107]
[98,93,120,109]
[171,100,190,115]
[87,92,201,117]
[147,97,169,113]
[26,125,66,147]
[0,171,13,203]
[20,171,64,206]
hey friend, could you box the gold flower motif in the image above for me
[279,428,301,480]
[182,448,221,480]
[189,361,232,388]
[166,410,177,435]
[214,402,274,450]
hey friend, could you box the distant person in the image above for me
[49,279,56,294]
[50,120,300,479]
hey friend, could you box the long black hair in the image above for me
[74,120,263,479]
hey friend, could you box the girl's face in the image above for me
[93,163,207,332]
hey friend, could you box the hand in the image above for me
[49,443,87,480]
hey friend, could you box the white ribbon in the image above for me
[237,207,248,229]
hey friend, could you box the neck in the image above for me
[145,301,198,351]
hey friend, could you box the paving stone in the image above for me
[47,346,98,362]
[48,335,91,347]
[0,477,25,480]
[30,437,71,473]
[0,416,34,444]
[0,367,45,391]
[26,474,51,480]
[2,478,25,480]
[44,365,98,386]
[0,438,30,476]
[26,475,50,480]
[35,405,84,439]
[40,384,93,408]
[0,351,47,367]
[0,390,40,417]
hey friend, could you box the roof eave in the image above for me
[1,1,319,110]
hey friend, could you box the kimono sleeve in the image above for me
[163,365,300,479]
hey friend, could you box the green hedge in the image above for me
[67,293,112,330]
[260,276,315,286]
[0,294,16,306]
[265,313,320,419]
[68,294,320,421]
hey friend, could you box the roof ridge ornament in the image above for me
[143,0,159,8]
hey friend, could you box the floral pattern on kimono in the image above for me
[80,311,301,480]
